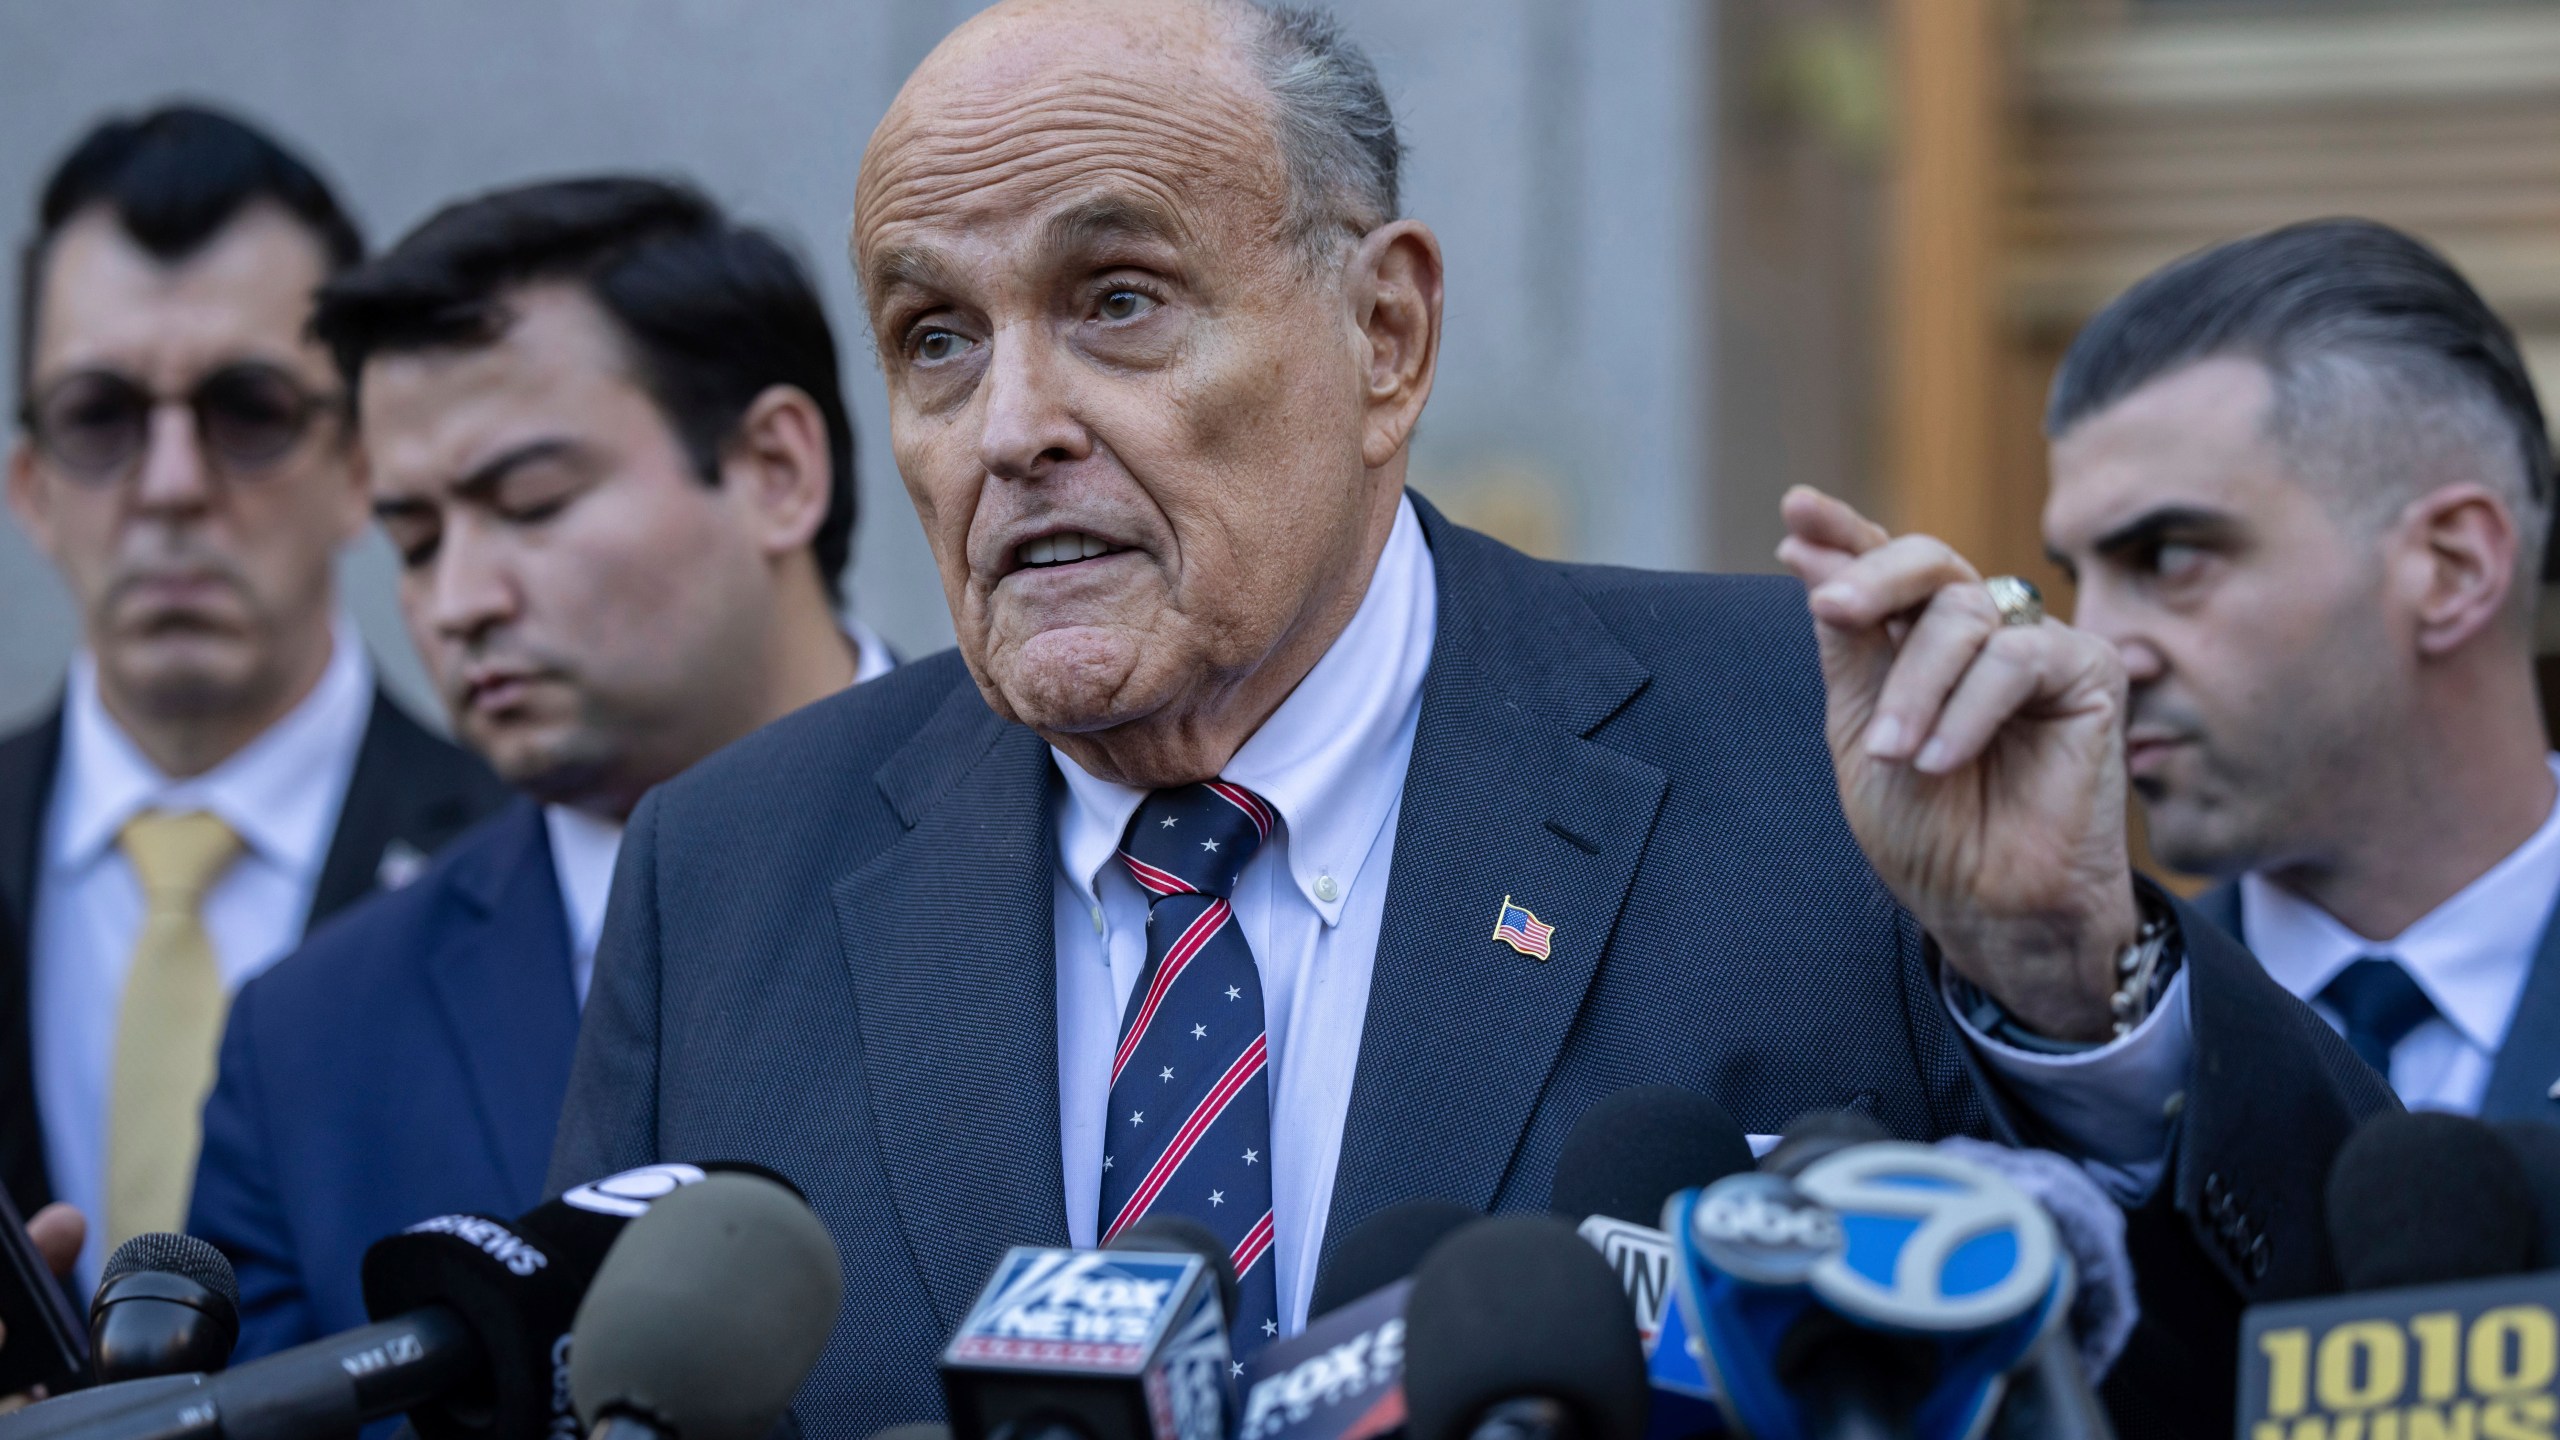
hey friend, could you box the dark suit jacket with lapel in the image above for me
[550,498,2393,1439]
[190,797,580,1360]
[2196,882,2560,1121]
[0,687,508,1224]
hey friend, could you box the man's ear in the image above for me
[1348,219,1444,470]
[6,440,54,555]
[721,384,834,559]
[2398,483,2523,656]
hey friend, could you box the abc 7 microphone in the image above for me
[0,1162,784,1440]
[1666,1138,2104,1440]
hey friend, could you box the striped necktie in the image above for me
[1101,780,1281,1352]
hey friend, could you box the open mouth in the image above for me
[1013,530,1132,571]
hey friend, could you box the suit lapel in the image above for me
[835,685,1067,1333]
[312,690,506,926]
[419,800,583,1207]
[0,707,64,1211]
[2479,894,2560,1121]
[1323,499,1666,1258]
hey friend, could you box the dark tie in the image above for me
[1101,781,1281,1352]
[2319,956,2440,1077]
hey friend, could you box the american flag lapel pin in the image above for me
[1493,894,1556,961]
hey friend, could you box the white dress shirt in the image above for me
[544,620,900,1006]
[1050,496,2179,1331]
[2240,755,2560,1113]
[31,619,374,1292]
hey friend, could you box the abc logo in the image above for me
[1689,1172,1843,1284]
[1793,1143,2059,1333]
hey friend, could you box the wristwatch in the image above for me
[1947,891,2183,1056]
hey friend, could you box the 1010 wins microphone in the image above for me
[568,1172,843,1440]
[2234,1112,2560,1440]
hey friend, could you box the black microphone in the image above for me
[88,1234,240,1383]
[1307,1200,1476,1322]
[568,1172,842,1440]
[1400,1215,1648,1440]
[2327,1111,2536,1290]
[2491,1118,2560,1270]
[1548,1088,1755,1230]
[0,1162,766,1440]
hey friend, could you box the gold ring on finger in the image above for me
[1985,575,2044,628]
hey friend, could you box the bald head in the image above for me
[857,0,1396,284]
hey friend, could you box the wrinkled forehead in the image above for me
[853,12,1288,295]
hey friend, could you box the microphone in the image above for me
[88,1234,240,1382]
[2236,1112,2558,1439]
[1108,1217,1241,1339]
[1756,1111,1888,1181]
[568,1172,842,1440]
[0,1162,748,1440]
[1401,1215,1648,1440]
[1308,1201,1476,1321]
[1545,1088,1755,1440]
[938,1231,1235,1440]
[1239,1201,1477,1440]
[1667,1140,2072,1440]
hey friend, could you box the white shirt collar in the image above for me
[846,617,898,684]
[51,615,375,876]
[2243,754,2560,1054]
[1053,494,1437,926]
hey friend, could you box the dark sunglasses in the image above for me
[18,363,344,483]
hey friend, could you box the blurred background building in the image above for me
[10,0,2560,733]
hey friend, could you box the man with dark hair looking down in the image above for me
[551,4,2390,1433]
[2,105,505,1296]
[2044,218,2560,1117]
[187,175,890,1362]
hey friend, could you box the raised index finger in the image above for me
[1806,533,1985,631]
[1781,486,1894,559]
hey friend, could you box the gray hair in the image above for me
[1228,2,1404,263]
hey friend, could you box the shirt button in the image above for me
[1314,873,1339,904]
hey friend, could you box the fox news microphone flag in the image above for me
[940,1244,1233,1440]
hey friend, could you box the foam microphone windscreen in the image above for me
[1309,1200,1479,1320]
[1110,1214,1241,1327]
[1401,1215,1649,1440]
[569,1172,844,1440]
[2327,1111,2537,1291]
[1758,1108,1889,1179]
[99,1233,240,1310]
[2494,1119,2560,1270]
[1546,1087,1755,1226]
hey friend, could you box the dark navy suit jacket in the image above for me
[550,498,2392,1440]
[2195,883,2560,1120]
[191,797,580,1360]
[0,689,508,1223]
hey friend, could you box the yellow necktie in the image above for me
[108,810,243,1248]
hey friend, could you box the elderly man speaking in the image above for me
[550,2,2387,1433]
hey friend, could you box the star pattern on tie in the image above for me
[1098,779,1282,1356]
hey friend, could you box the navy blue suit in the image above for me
[2195,883,2560,1120]
[550,498,2391,1439]
[191,798,580,1359]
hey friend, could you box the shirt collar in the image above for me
[2243,754,2560,1053]
[51,615,375,876]
[846,618,898,683]
[1053,494,1438,925]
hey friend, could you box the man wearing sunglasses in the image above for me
[1,106,507,1294]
